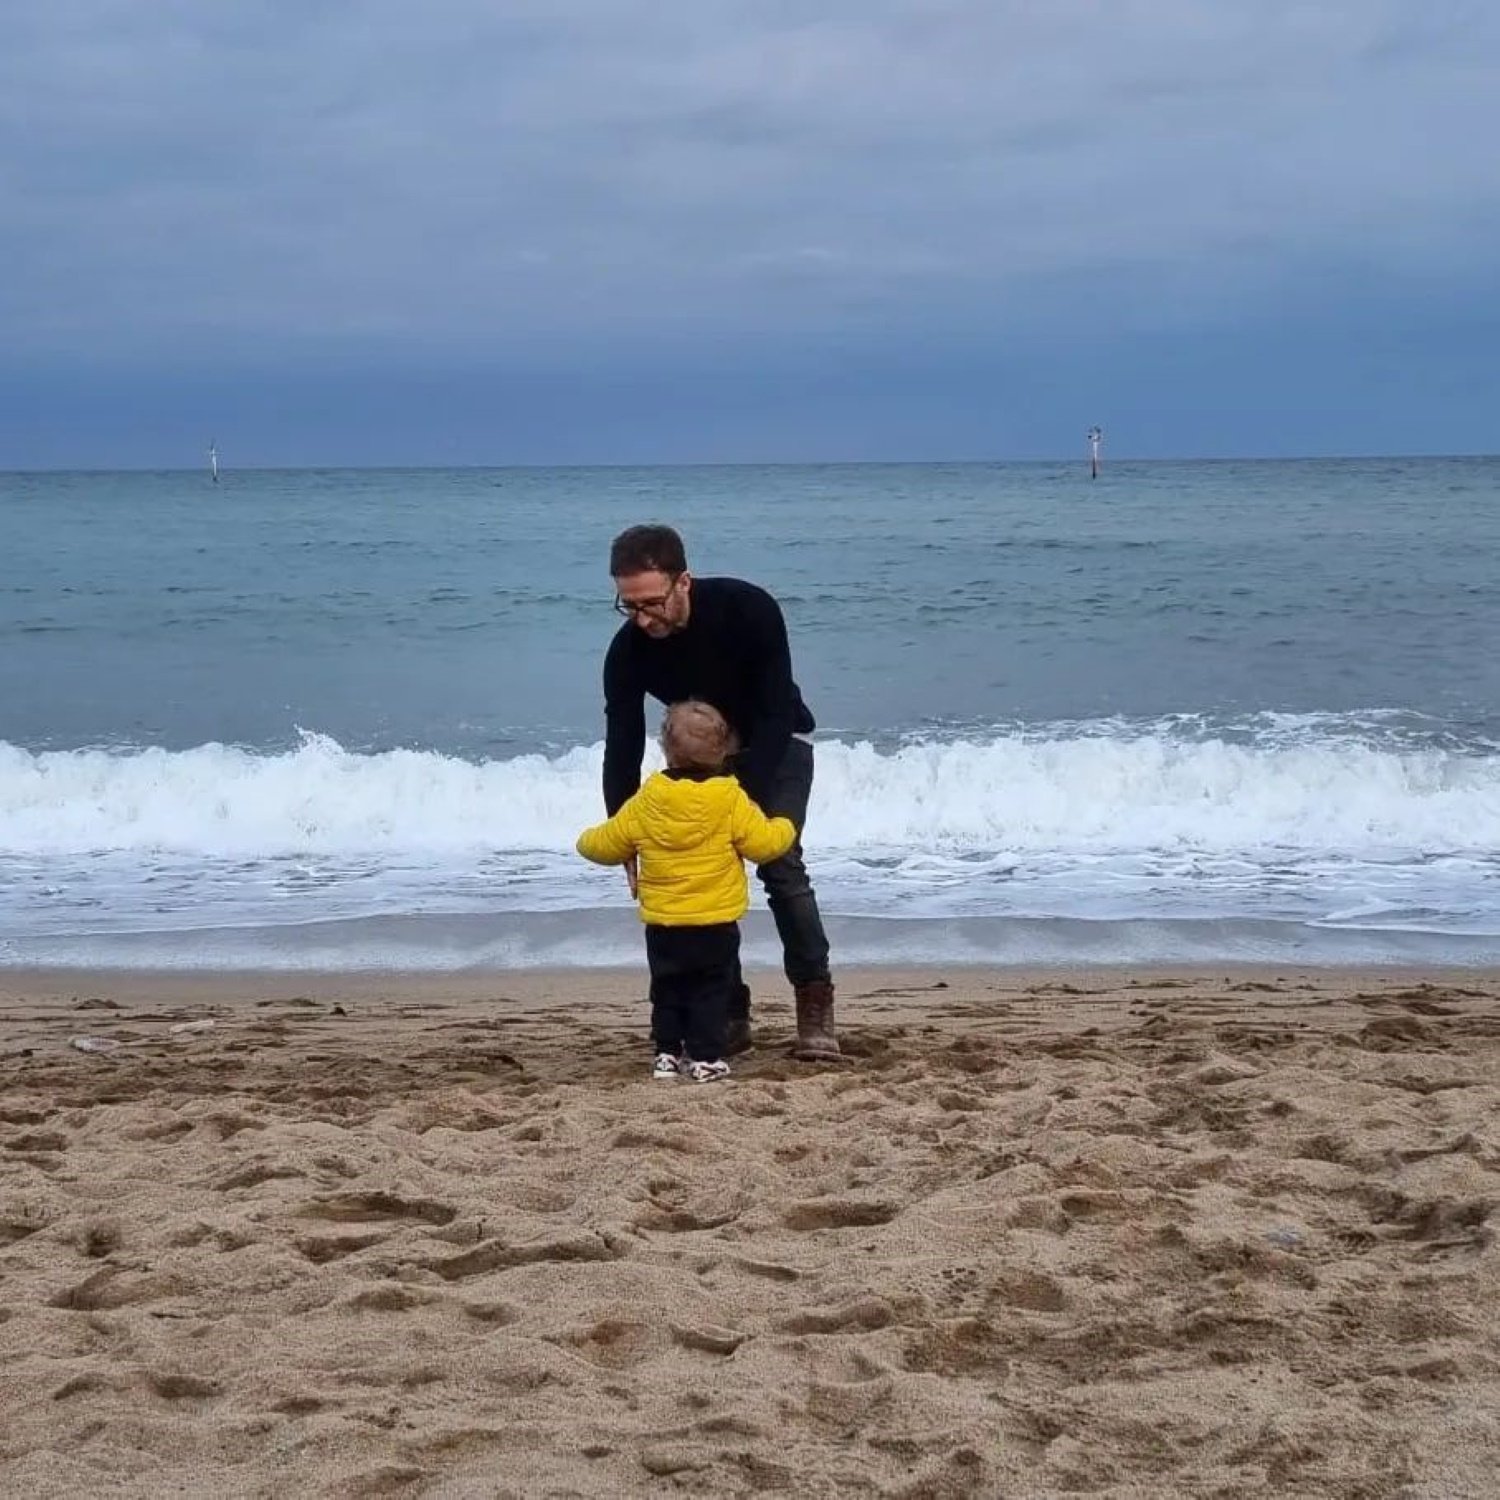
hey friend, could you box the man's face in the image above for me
[613,569,691,639]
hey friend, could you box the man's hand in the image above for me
[625,855,639,899]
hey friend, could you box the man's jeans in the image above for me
[731,737,832,1019]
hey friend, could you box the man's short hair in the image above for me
[610,524,687,579]
[660,699,738,773]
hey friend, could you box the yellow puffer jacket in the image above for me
[576,771,797,926]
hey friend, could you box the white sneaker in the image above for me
[685,1059,730,1084]
[651,1053,682,1081]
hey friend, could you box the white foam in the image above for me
[3,721,1499,948]
[0,733,612,855]
[3,723,1498,858]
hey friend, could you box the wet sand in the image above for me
[2,965,1498,1497]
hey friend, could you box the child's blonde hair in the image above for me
[660,700,739,772]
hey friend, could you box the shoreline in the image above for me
[3,959,1499,1010]
[11,909,1500,976]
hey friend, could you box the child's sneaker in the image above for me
[685,1059,731,1084]
[651,1053,682,1081]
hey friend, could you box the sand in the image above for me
[2,964,1498,1498]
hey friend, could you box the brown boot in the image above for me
[724,1013,753,1057]
[792,979,842,1061]
[724,981,753,1056]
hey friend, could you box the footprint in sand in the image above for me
[1357,1016,1445,1051]
[327,1465,429,1499]
[294,1191,457,1226]
[4,1129,70,1153]
[990,1269,1068,1312]
[934,1089,987,1112]
[0,1205,53,1246]
[632,1202,742,1233]
[74,1219,122,1258]
[1364,1190,1492,1253]
[804,1371,896,1423]
[51,1372,116,1401]
[143,1371,222,1401]
[776,1296,895,1335]
[554,1317,661,1369]
[120,1117,195,1143]
[459,1299,520,1325]
[271,1395,324,1415]
[669,1323,746,1355]
[781,1198,899,1232]
[201,1110,268,1140]
[346,1285,436,1313]
[294,1230,390,1263]
[214,1157,308,1191]
[901,1315,1006,1375]
[731,1256,802,1282]
[425,1230,624,1281]
[47,1267,187,1311]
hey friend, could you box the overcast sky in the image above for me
[3,1,1497,466]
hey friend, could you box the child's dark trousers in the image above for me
[645,922,740,1063]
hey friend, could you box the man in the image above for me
[601,523,840,1061]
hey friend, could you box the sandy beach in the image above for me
[2,964,1498,1497]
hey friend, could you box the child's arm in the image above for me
[730,787,797,866]
[576,802,641,866]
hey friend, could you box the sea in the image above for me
[3,457,1499,971]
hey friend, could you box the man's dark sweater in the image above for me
[603,576,816,814]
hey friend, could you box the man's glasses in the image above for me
[612,578,680,618]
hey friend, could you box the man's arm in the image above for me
[733,585,797,806]
[602,630,646,815]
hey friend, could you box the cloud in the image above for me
[1,0,1497,363]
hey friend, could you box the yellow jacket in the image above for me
[576,771,797,926]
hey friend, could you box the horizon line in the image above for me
[3,449,1497,477]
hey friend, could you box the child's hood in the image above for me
[636,771,738,851]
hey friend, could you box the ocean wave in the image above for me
[3,719,1499,860]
